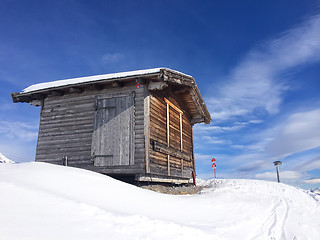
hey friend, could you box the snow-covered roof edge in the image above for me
[22,68,193,94]
[12,67,211,124]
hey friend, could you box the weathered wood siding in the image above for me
[149,91,194,178]
[91,93,134,167]
[35,82,146,175]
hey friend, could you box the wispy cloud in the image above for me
[266,108,320,158]
[255,171,305,180]
[0,103,16,111]
[196,108,320,183]
[303,178,320,184]
[101,52,125,64]
[292,155,320,172]
[0,120,38,141]
[0,120,38,162]
[206,14,320,122]
[194,120,263,134]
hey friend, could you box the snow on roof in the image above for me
[22,67,192,94]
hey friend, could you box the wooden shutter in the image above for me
[91,93,134,166]
[164,98,183,176]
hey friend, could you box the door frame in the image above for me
[91,91,135,166]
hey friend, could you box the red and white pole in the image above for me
[211,157,216,179]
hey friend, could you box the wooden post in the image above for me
[62,156,68,166]
[166,102,170,176]
[180,113,183,175]
[180,113,183,151]
[192,171,196,186]
[167,155,170,176]
[164,97,185,176]
[166,102,170,147]
[144,93,150,174]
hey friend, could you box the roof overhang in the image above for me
[11,68,211,124]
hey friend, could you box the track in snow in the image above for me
[1,163,320,240]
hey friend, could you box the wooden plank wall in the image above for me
[91,94,134,167]
[149,91,194,178]
[35,82,146,175]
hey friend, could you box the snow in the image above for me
[0,162,319,240]
[22,68,192,94]
[0,153,15,164]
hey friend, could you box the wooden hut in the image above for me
[11,68,211,183]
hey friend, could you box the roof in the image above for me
[11,68,211,124]
[22,68,193,94]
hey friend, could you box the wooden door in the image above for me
[91,93,134,166]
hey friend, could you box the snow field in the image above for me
[0,162,319,240]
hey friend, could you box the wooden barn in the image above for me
[11,68,211,183]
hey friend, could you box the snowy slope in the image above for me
[0,163,319,240]
[0,153,14,164]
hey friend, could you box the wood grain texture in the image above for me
[91,93,134,167]
[36,83,146,172]
[148,90,194,178]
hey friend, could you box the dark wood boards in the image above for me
[91,93,134,167]
[148,91,194,179]
[34,78,195,182]
[35,83,146,173]
[151,140,192,161]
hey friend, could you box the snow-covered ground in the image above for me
[0,153,15,164]
[0,162,319,240]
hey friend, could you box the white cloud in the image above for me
[0,141,36,163]
[194,124,242,133]
[255,170,304,180]
[0,103,16,111]
[267,109,320,157]
[194,120,262,133]
[0,120,38,141]
[303,178,320,184]
[284,154,320,172]
[195,15,320,183]
[206,14,320,121]
[101,53,124,64]
[195,153,214,162]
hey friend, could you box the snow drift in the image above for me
[0,153,14,164]
[0,162,319,240]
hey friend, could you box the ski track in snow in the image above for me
[1,163,320,240]
[250,184,289,240]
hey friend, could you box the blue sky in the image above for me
[0,0,319,189]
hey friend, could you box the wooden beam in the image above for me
[181,159,184,172]
[31,93,46,100]
[166,102,170,147]
[112,81,124,87]
[50,90,64,96]
[135,175,190,184]
[190,117,204,125]
[144,93,151,174]
[90,83,104,90]
[166,101,170,176]
[148,81,168,91]
[162,69,194,86]
[167,155,170,176]
[11,93,32,103]
[152,140,192,161]
[69,87,83,93]
[164,97,183,114]
[180,113,183,151]
[173,87,189,94]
